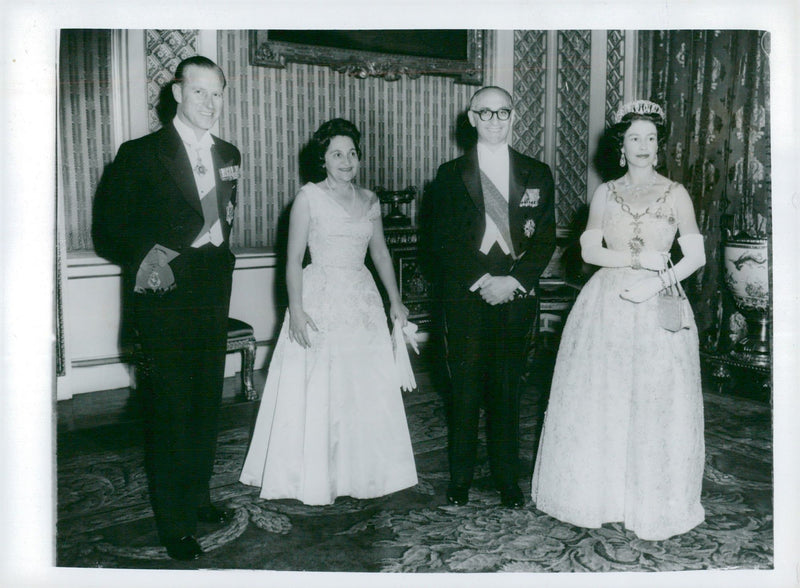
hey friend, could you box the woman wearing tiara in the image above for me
[531,101,706,540]
[239,118,418,505]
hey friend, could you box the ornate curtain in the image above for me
[58,29,116,252]
[643,30,771,343]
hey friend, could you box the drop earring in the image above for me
[619,151,627,167]
[652,153,658,168]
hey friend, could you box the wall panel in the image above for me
[218,30,474,248]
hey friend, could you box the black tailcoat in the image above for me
[93,123,241,543]
[428,145,555,489]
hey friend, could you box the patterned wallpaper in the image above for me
[146,30,198,132]
[512,30,594,230]
[554,31,592,229]
[218,30,474,248]
[512,30,548,161]
[605,30,626,124]
[59,29,634,251]
[57,29,772,371]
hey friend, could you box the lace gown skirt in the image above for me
[531,266,705,541]
[240,264,418,505]
[240,183,417,506]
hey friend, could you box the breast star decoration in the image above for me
[524,218,536,238]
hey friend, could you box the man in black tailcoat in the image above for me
[428,86,556,508]
[92,56,240,560]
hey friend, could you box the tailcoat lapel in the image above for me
[156,125,203,218]
[459,148,485,215]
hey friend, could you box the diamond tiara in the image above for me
[612,100,665,125]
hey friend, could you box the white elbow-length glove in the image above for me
[666,233,706,283]
[580,228,666,270]
[580,229,629,267]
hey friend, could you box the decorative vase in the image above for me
[375,186,416,227]
[722,234,770,368]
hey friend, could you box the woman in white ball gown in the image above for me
[239,118,418,505]
[531,101,706,541]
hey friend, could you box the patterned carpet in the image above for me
[56,364,773,573]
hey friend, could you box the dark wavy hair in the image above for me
[598,111,667,178]
[608,111,667,154]
[308,118,362,177]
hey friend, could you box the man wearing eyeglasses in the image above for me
[428,86,556,509]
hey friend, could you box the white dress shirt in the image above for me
[173,116,223,247]
[469,142,525,296]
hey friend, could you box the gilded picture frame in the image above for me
[249,29,484,85]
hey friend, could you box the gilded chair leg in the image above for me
[241,340,257,400]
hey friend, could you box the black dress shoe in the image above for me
[197,503,234,524]
[446,484,470,506]
[165,535,204,561]
[500,485,525,509]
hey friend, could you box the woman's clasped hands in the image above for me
[637,250,669,272]
[621,250,668,303]
[620,276,664,303]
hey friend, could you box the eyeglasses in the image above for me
[470,108,512,121]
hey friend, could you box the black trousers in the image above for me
[132,245,234,543]
[442,286,537,491]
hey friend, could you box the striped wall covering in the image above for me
[59,29,624,251]
[58,29,115,252]
[217,30,475,248]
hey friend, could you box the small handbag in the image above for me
[657,258,692,332]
